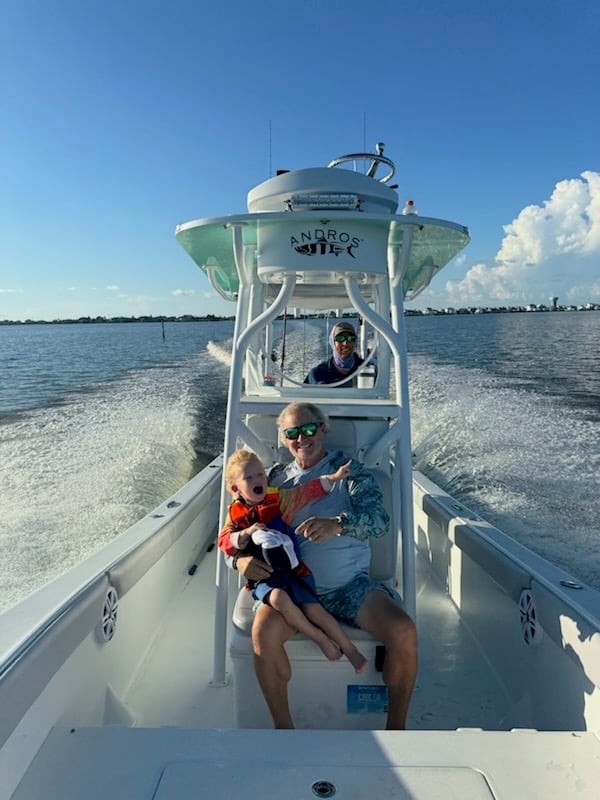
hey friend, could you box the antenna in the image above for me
[268,120,272,177]
[362,111,367,154]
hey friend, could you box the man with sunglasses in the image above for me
[304,321,365,386]
[232,402,417,731]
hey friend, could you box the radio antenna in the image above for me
[363,111,367,153]
[268,119,272,177]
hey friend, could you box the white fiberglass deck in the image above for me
[13,726,600,799]
[13,546,600,799]
[121,546,508,731]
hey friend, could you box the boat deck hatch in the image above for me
[13,727,600,799]
[153,763,495,799]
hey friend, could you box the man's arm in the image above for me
[270,454,389,541]
[231,552,273,581]
[331,454,389,540]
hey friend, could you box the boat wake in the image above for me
[410,354,600,590]
[207,340,233,367]
[0,365,198,613]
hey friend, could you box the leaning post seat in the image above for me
[229,415,399,729]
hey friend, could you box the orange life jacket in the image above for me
[228,488,283,531]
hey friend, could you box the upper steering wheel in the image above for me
[328,144,396,184]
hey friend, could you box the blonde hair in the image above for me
[224,449,261,492]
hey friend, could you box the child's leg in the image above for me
[303,603,368,674]
[267,588,342,661]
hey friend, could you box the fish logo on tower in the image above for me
[291,228,361,259]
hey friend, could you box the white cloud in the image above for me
[0,288,24,294]
[443,171,600,307]
[105,284,120,291]
[566,280,600,302]
[171,288,196,297]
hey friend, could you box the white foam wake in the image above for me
[0,366,197,612]
[409,353,600,590]
[207,340,233,367]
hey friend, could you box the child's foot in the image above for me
[318,636,343,661]
[347,649,368,674]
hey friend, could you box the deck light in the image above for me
[288,194,359,211]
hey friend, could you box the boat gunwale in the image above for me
[0,457,223,679]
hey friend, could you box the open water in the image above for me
[1,313,599,612]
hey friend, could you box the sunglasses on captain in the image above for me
[282,422,321,440]
[333,333,356,343]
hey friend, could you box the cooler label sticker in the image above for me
[347,684,388,714]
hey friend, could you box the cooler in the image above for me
[230,588,389,730]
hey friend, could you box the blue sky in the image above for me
[2,0,599,320]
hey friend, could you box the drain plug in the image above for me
[312,780,336,798]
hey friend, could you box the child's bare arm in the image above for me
[279,462,350,523]
[235,531,251,548]
[323,459,352,488]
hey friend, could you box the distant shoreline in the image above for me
[0,314,235,326]
[1,303,599,326]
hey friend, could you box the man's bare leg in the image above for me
[356,590,418,730]
[252,602,296,729]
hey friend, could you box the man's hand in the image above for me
[296,516,341,544]
[235,552,273,580]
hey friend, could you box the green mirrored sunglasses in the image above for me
[283,422,320,440]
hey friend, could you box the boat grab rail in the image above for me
[213,276,298,686]
[265,342,380,390]
[345,276,416,619]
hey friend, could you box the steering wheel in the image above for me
[327,151,396,184]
